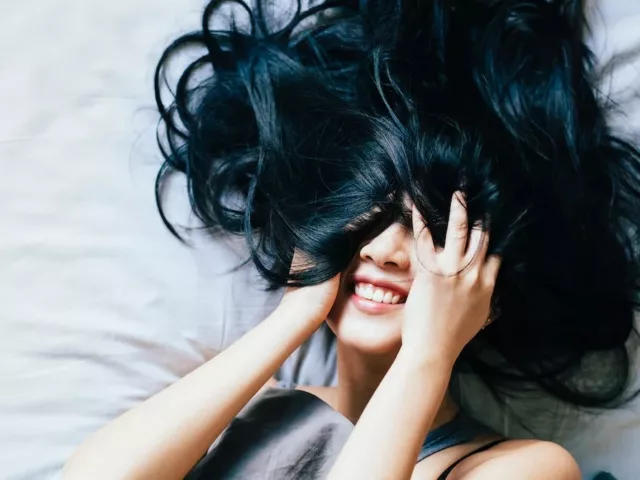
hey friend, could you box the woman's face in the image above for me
[327,222,415,355]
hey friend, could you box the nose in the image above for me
[359,223,411,270]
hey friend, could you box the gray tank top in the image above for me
[185,387,500,480]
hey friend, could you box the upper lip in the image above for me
[350,273,410,297]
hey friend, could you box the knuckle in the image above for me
[480,276,496,293]
[454,221,467,232]
[465,268,480,284]
[451,223,467,239]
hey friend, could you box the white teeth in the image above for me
[363,285,374,300]
[354,282,404,305]
[372,289,384,302]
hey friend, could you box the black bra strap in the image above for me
[437,439,506,480]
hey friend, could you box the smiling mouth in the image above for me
[352,282,407,305]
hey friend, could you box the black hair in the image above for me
[155,0,640,409]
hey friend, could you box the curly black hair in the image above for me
[155,0,640,409]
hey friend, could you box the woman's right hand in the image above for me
[401,192,501,366]
[278,251,341,325]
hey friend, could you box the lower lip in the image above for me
[350,293,404,315]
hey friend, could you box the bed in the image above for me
[1,1,639,479]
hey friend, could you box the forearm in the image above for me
[64,304,319,480]
[328,349,453,480]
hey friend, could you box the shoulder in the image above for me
[461,440,580,480]
[414,439,580,480]
[495,440,579,478]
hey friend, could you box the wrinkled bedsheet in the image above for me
[1,1,639,479]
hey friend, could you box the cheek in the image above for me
[327,289,348,327]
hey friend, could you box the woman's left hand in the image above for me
[328,193,500,480]
[401,192,501,366]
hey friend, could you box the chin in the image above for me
[327,296,403,356]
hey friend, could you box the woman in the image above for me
[65,0,639,478]
[64,194,582,480]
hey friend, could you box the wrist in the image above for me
[395,346,456,377]
[274,298,326,328]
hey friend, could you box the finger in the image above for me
[444,191,469,262]
[478,224,491,259]
[483,254,502,285]
[464,222,486,266]
[290,249,305,271]
[290,248,313,275]
[412,204,437,263]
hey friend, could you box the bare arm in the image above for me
[63,276,339,480]
[328,349,453,480]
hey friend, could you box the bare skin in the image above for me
[63,193,580,480]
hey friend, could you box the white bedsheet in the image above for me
[0,2,282,479]
[1,1,639,479]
